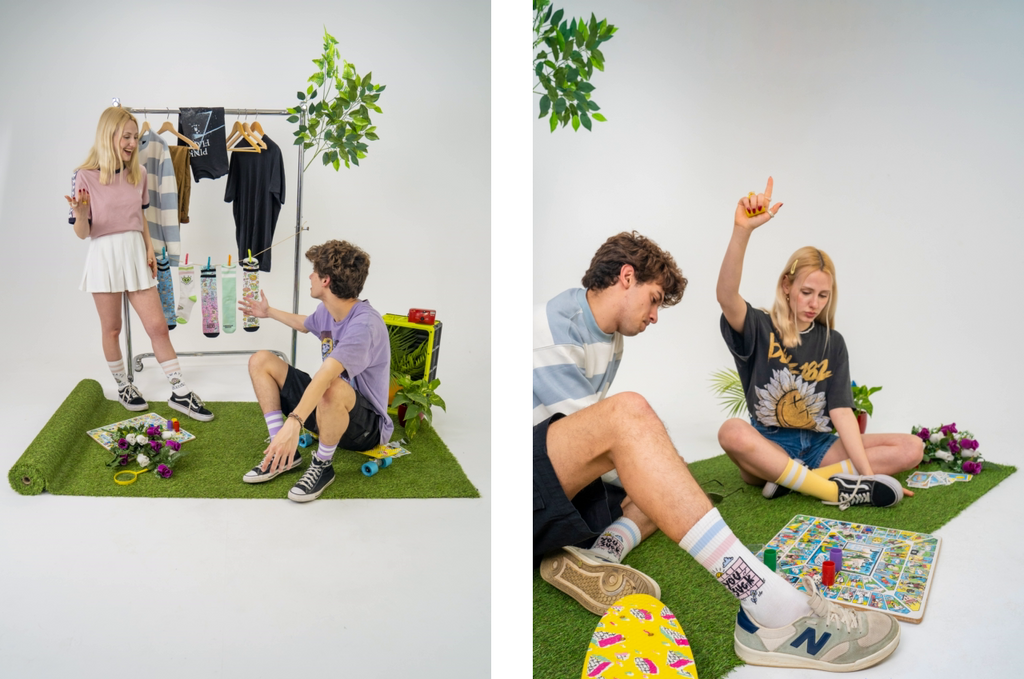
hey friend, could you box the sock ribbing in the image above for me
[315,440,338,462]
[811,459,856,478]
[264,410,284,441]
[108,359,128,389]
[776,459,839,502]
[589,516,642,563]
[159,358,190,397]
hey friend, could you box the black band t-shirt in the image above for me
[721,302,853,432]
[178,107,229,182]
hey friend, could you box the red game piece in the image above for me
[822,560,835,586]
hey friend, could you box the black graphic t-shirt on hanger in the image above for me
[224,135,286,273]
[178,107,229,182]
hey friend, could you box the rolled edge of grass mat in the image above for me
[8,379,105,496]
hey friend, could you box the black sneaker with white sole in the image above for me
[287,456,335,502]
[761,481,792,500]
[168,391,214,422]
[242,450,303,484]
[825,473,902,510]
[118,383,149,411]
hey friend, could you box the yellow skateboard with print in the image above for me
[582,593,697,678]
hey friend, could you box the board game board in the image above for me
[758,515,941,623]
[86,413,195,451]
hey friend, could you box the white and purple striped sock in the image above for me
[679,508,810,628]
[264,410,284,441]
[588,516,642,563]
[315,440,338,462]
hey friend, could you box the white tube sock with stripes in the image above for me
[587,516,642,563]
[679,507,810,628]
[159,359,191,397]
[108,359,129,389]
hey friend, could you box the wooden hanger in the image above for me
[242,121,267,150]
[157,120,200,151]
[226,120,260,153]
[139,118,151,136]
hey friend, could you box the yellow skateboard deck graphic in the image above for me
[360,442,411,460]
[581,594,697,678]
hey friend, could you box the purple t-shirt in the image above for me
[303,300,393,444]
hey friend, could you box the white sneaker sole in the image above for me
[539,546,661,615]
[242,458,303,484]
[735,622,900,672]
[287,474,334,503]
[120,400,149,412]
[167,399,214,422]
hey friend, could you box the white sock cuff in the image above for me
[678,507,724,556]
[611,516,641,546]
[159,359,181,373]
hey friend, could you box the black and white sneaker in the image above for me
[287,456,335,503]
[168,391,214,422]
[761,481,792,500]
[117,383,149,411]
[826,473,903,510]
[242,450,303,484]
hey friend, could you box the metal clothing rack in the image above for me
[117,101,309,380]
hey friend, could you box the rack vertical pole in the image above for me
[291,102,307,366]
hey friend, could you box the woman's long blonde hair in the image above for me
[76,107,142,186]
[770,246,837,348]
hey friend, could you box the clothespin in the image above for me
[185,253,189,265]
[228,254,232,266]
[162,246,166,259]
[206,256,211,271]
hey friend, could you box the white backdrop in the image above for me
[0,1,491,677]
[535,2,1023,677]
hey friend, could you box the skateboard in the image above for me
[358,441,411,477]
[582,593,697,678]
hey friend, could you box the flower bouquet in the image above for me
[912,422,983,474]
[106,423,190,479]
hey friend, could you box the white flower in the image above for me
[934,449,954,462]
[960,448,978,459]
[126,434,137,445]
[929,433,941,444]
[161,431,174,440]
[137,454,150,467]
[136,435,148,445]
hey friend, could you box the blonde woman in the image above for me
[64,107,213,421]
[715,178,921,509]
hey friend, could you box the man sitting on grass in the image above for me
[239,239,392,502]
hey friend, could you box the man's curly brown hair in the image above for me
[581,231,687,307]
[306,240,371,299]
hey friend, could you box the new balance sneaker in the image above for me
[168,391,214,422]
[762,481,792,500]
[287,455,335,502]
[734,575,900,671]
[242,450,303,484]
[825,473,902,510]
[539,545,661,616]
[117,383,148,411]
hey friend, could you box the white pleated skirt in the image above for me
[79,230,157,293]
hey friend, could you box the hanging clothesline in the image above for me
[116,99,310,378]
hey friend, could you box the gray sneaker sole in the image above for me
[735,623,900,672]
[242,457,303,484]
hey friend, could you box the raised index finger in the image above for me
[764,176,774,203]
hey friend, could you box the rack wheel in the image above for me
[361,461,379,477]
[298,433,314,448]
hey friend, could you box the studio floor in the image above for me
[0,357,491,679]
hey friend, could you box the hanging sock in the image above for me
[220,262,237,334]
[201,265,220,338]
[156,253,176,331]
[176,265,197,324]
[242,256,260,332]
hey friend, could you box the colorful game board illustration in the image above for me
[758,515,941,623]
[87,412,195,451]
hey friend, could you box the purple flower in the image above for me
[941,423,958,436]
[962,460,983,475]
[146,426,161,437]
[117,438,129,450]
[156,464,173,479]
[150,440,163,453]
[963,438,978,450]
[948,439,961,454]
[118,454,130,466]
[166,440,181,452]
[916,428,930,441]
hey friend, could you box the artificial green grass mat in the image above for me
[8,379,479,500]
[534,453,1015,679]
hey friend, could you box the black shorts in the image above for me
[279,364,382,452]
[533,414,625,568]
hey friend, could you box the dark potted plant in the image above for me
[390,374,446,439]
[851,381,882,434]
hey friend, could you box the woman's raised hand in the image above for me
[734,177,782,230]
[64,188,91,222]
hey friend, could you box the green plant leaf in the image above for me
[553,97,566,114]
[551,8,563,25]
[297,91,306,101]
[549,112,558,132]
[572,114,580,131]
[539,94,551,116]
[592,112,607,121]
[287,115,299,123]
[580,111,592,131]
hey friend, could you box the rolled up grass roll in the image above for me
[9,379,105,495]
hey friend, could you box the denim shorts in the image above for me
[751,418,838,470]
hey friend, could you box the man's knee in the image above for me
[320,378,355,413]
[248,350,281,374]
[605,391,657,423]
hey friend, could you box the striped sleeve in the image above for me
[139,134,181,264]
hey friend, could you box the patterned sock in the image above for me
[679,507,811,628]
[811,459,857,478]
[159,358,190,397]
[156,255,176,331]
[264,410,284,441]
[176,265,197,324]
[315,440,338,462]
[588,517,642,564]
[220,263,236,333]
[242,257,260,332]
[108,359,129,389]
[775,459,839,503]
[201,266,220,338]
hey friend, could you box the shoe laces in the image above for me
[120,383,143,401]
[837,478,869,510]
[803,575,860,631]
[294,458,326,491]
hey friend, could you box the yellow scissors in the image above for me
[114,467,150,485]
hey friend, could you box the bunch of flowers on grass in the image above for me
[911,422,982,473]
[106,423,189,479]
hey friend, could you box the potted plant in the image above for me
[390,374,446,439]
[851,382,882,434]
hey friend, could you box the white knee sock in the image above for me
[176,265,198,324]
[679,507,811,628]
[108,359,129,389]
[588,516,642,563]
[159,359,191,397]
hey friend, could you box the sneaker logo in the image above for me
[790,628,832,655]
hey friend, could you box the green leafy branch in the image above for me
[290,27,385,172]
[709,368,748,418]
[533,0,617,132]
[391,374,446,439]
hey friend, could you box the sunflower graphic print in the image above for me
[722,303,854,432]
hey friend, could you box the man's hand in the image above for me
[239,289,271,318]
[734,176,783,231]
[261,416,301,474]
